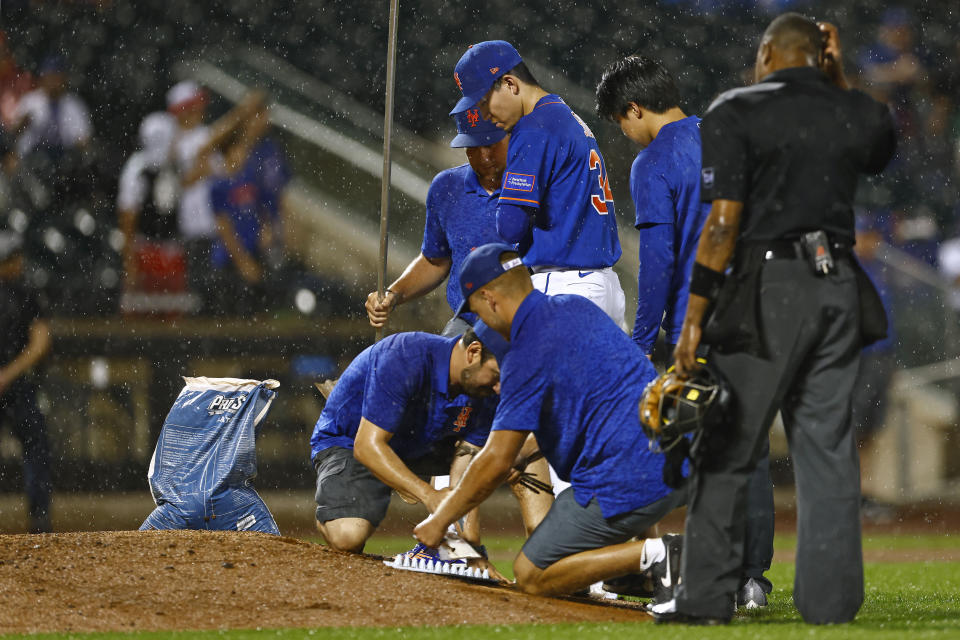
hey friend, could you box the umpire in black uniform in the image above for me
[661,14,896,624]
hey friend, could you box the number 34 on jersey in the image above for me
[571,109,615,216]
[588,149,614,215]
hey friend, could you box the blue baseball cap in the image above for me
[471,319,510,362]
[450,108,507,148]
[449,40,523,115]
[454,242,524,317]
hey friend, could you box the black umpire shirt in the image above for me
[699,66,896,244]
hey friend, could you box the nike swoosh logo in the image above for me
[661,552,672,588]
[578,270,594,278]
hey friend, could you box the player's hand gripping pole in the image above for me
[375,0,400,342]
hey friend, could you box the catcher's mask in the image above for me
[639,358,733,454]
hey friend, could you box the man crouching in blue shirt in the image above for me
[415,243,685,596]
[309,324,503,558]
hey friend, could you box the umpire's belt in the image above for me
[761,238,852,261]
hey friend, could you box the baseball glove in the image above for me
[639,372,688,442]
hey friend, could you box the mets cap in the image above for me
[449,41,523,115]
[455,242,523,317]
[450,108,507,148]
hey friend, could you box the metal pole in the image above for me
[376,0,400,342]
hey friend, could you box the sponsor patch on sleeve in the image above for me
[503,172,536,192]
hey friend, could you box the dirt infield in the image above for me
[0,530,650,634]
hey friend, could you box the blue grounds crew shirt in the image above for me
[247,137,291,219]
[421,164,506,317]
[491,291,669,518]
[630,116,711,353]
[498,95,621,269]
[309,333,495,463]
[210,172,267,269]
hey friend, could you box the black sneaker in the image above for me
[649,598,729,625]
[649,534,683,604]
[653,611,730,625]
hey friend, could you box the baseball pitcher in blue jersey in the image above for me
[595,54,776,609]
[415,243,687,598]
[449,41,627,331]
[141,377,280,534]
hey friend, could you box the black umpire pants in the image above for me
[676,256,863,624]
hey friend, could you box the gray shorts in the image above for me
[313,446,392,527]
[521,485,688,569]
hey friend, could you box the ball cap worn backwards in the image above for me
[449,40,523,115]
[455,242,523,317]
[450,108,507,148]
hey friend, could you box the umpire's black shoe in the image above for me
[650,599,729,626]
[649,533,683,604]
[653,611,730,625]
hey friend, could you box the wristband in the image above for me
[384,288,402,307]
[476,544,488,559]
[688,262,725,301]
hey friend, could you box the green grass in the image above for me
[5,534,960,640]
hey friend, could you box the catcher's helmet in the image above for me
[639,358,733,451]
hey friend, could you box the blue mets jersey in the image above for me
[143,377,281,534]
[631,116,711,352]
[491,291,669,518]
[498,94,621,269]
[421,164,505,316]
[309,332,496,463]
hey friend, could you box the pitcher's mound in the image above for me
[0,530,649,634]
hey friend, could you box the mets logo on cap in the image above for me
[466,109,480,127]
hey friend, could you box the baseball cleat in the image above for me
[736,577,768,609]
[650,533,683,605]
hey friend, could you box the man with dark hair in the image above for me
[414,243,684,598]
[309,323,505,567]
[0,231,53,533]
[595,55,701,357]
[660,15,895,624]
[449,41,627,331]
[595,54,774,609]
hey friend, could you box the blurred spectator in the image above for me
[167,81,264,313]
[116,111,180,288]
[0,32,33,131]
[937,226,960,314]
[859,8,924,104]
[853,212,897,523]
[12,55,91,160]
[167,80,218,310]
[0,231,53,533]
[209,102,290,315]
